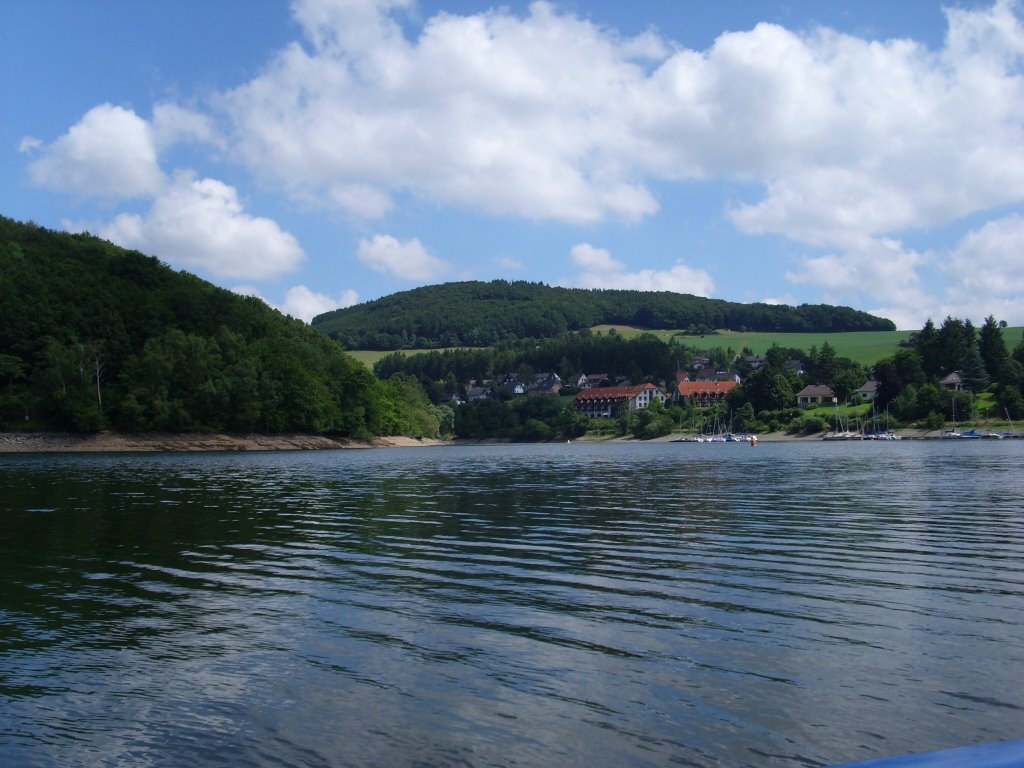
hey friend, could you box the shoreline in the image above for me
[2,427,1011,453]
[0,431,447,454]
[576,427,970,443]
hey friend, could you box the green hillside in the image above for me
[592,325,1024,367]
[312,280,895,350]
[592,326,915,366]
[0,216,438,437]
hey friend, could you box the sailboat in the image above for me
[822,399,859,440]
[941,397,963,438]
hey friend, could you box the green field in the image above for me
[591,326,1024,367]
[345,347,468,369]
[345,327,1024,369]
[346,349,392,368]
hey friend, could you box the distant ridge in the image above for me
[312,280,895,350]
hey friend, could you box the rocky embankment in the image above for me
[0,432,445,453]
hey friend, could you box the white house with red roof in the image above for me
[573,383,667,418]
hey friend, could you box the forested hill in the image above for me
[0,216,436,437]
[312,280,896,350]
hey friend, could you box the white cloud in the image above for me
[356,234,449,281]
[785,212,1024,328]
[569,242,714,296]
[28,104,165,199]
[22,1,1024,327]
[17,136,42,153]
[328,182,393,219]
[151,102,220,151]
[761,295,798,306]
[221,1,664,222]
[232,283,360,322]
[217,0,1024,237]
[570,243,622,272]
[494,255,524,271]
[785,236,932,326]
[280,284,360,321]
[206,0,1024,324]
[946,214,1024,297]
[99,171,304,280]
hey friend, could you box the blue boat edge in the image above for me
[832,738,1024,767]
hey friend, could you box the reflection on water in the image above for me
[1,441,1023,767]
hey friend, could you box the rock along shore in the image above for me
[0,431,446,453]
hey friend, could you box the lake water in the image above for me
[1,441,1023,767]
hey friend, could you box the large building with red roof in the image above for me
[675,380,737,407]
[574,384,667,419]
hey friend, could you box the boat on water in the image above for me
[822,430,861,441]
[861,431,902,440]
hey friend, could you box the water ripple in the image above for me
[1,441,1023,767]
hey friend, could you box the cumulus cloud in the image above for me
[221,1,663,222]
[786,237,943,328]
[569,243,714,296]
[356,234,449,281]
[99,171,304,280]
[787,237,929,304]
[232,284,360,322]
[28,104,164,198]
[21,0,1024,325]
[210,0,1024,321]
[786,214,1024,328]
[151,102,220,150]
[280,284,360,321]
[219,1,1024,232]
[946,214,1024,296]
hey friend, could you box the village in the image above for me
[456,353,885,418]
[448,350,1005,441]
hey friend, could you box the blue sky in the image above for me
[3,0,1023,330]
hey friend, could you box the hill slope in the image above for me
[312,280,895,350]
[0,216,404,436]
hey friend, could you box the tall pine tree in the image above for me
[979,315,1012,385]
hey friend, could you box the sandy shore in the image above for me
[0,431,447,453]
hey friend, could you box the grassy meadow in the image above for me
[345,327,1024,369]
[592,325,1024,367]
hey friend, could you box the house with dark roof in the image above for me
[856,380,879,401]
[743,354,768,370]
[527,375,563,397]
[941,372,963,391]
[796,384,835,408]
[466,385,492,402]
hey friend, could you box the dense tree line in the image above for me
[872,316,1024,424]
[374,332,680,395]
[0,216,439,437]
[313,280,895,350]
